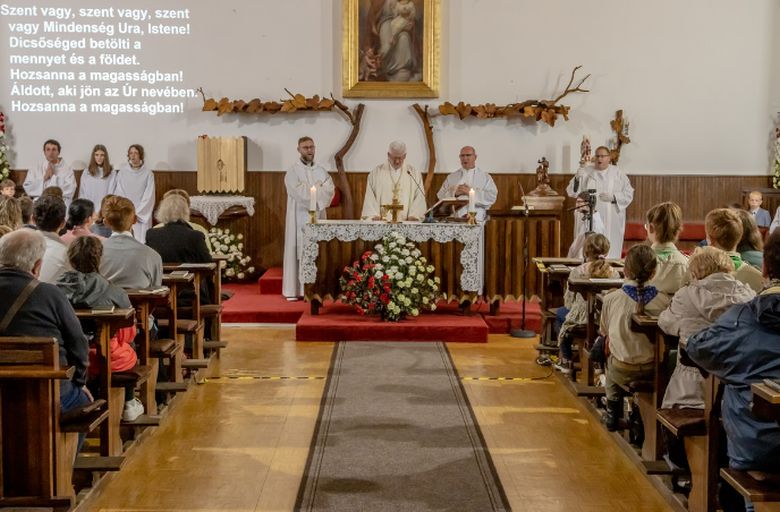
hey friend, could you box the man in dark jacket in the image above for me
[0,229,92,412]
[687,230,780,475]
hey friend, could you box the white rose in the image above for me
[397,281,405,288]
[430,303,437,311]
[217,229,223,235]
[417,274,424,282]
[402,248,410,257]
[230,245,237,252]
[412,288,418,294]
[237,272,245,279]
[248,266,255,272]
[237,233,243,240]
[238,243,243,249]
[228,255,235,262]
[370,254,379,261]
[427,265,434,273]
[422,297,429,305]
[375,271,383,279]
[411,308,419,316]
[427,279,433,286]
[225,229,231,234]
[405,257,413,264]
[225,268,235,277]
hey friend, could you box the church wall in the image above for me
[1,0,777,177]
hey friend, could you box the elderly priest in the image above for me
[361,141,427,222]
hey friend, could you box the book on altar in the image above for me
[425,197,469,220]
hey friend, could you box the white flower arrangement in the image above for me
[207,227,255,280]
[0,112,10,181]
[773,122,780,189]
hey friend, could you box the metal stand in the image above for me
[511,199,536,338]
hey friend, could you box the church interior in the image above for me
[1,1,780,511]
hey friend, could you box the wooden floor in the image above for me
[81,327,673,512]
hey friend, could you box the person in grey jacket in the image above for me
[0,229,92,413]
[687,231,780,479]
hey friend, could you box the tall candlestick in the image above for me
[309,185,317,211]
[468,188,476,213]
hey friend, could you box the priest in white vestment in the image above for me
[566,146,633,259]
[282,137,335,300]
[112,144,155,243]
[361,141,427,221]
[436,146,497,222]
[23,139,77,207]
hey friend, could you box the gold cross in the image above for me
[381,197,404,223]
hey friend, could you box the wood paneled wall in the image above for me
[11,169,773,274]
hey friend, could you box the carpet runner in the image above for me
[295,342,510,511]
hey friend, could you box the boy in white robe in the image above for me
[361,141,426,221]
[112,144,155,243]
[436,146,497,222]
[566,146,633,259]
[282,137,335,300]
[23,139,77,207]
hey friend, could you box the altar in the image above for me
[300,220,483,314]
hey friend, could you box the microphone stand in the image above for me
[511,184,536,339]
[406,170,432,223]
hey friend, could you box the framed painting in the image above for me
[342,0,440,98]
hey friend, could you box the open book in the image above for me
[425,197,469,220]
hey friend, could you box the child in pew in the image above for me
[705,208,764,293]
[735,208,764,270]
[554,233,619,374]
[56,236,145,422]
[645,202,689,298]
[600,245,671,431]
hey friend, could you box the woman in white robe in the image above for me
[112,144,155,242]
[78,144,117,210]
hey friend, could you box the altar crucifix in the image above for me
[381,182,404,223]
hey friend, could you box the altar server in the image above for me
[78,144,117,210]
[23,139,77,207]
[282,137,335,300]
[112,144,155,242]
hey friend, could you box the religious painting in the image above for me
[342,0,440,98]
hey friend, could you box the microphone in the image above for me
[406,170,430,222]
[519,183,529,216]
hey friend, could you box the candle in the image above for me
[309,185,317,211]
[468,188,476,213]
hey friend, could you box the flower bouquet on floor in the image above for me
[339,232,440,321]
[207,227,255,281]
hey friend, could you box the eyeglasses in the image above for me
[595,154,610,158]
[459,154,475,158]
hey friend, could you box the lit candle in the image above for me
[309,185,317,211]
[468,188,476,213]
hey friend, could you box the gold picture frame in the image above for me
[342,0,440,98]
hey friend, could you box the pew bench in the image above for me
[720,469,780,511]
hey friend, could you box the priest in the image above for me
[282,136,335,300]
[361,141,427,221]
[436,146,497,222]
[566,146,633,259]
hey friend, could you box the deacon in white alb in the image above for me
[436,146,497,222]
[282,136,335,300]
[566,146,633,259]
[112,144,155,243]
[361,141,427,221]
[23,139,77,207]
[78,144,117,210]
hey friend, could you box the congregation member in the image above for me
[645,202,689,297]
[0,178,15,197]
[22,139,77,207]
[361,141,427,222]
[113,144,155,243]
[61,199,101,245]
[91,194,116,238]
[78,144,117,209]
[735,208,764,269]
[282,137,335,300]
[147,194,213,303]
[0,229,92,414]
[34,195,71,283]
[0,195,21,230]
[435,146,497,222]
[705,208,764,292]
[100,195,162,289]
[566,146,634,259]
[56,236,144,421]
[19,196,34,229]
[770,205,780,235]
[567,191,606,259]
[747,190,771,228]
[600,245,671,430]
[152,189,213,252]
[686,231,780,509]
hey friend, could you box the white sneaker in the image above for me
[123,398,144,422]
[596,374,607,387]
[552,361,571,374]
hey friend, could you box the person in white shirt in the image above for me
[23,139,77,207]
[770,206,780,235]
[361,141,426,221]
[32,195,71,283]
[436,146,497,222]
[566,146,634,259]
[282,137,335,300]
[112,144,155,243]
[78,144,117,210]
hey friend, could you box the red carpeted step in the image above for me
[257,267,283,295]
[296,303,488,343]
[478,300,542,334]
[222,283,305,323]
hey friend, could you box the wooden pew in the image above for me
[0,337,107,511]
[161,272,208,371]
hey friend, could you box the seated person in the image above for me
[90,194,116,238]
[705,208,764,293]
[687,231,780,507]
[151,189,213,252]
[747,190,771,228]
[600,245,671,431]
[61,198,102,245]
[771,205,780,235]
[146,194,213,304]
[0,229,92,414]
[567,191,606,259]
[56,236,143,421]
[0,178,15,197]
[100,196,162,289]
[0,195,21,230]
[33,195,71,283]
[735,208,763,270]
[645,202,689,297]
[19,195,35,229]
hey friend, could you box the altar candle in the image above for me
[309,185,317,211]
[468,188,476,213]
